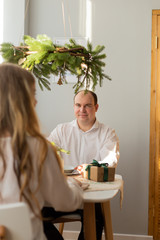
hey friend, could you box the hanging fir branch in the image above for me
[0,34,111,93]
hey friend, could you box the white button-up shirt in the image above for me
[48,119,120,168]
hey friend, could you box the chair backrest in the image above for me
[0,202,32,240]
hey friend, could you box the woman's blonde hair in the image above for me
[0,63,60,218]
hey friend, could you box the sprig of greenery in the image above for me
[51,141,70,154]
[0,34,111,93]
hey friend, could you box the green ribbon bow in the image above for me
[85,159,109,181]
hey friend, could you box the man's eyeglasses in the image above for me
[74,103,95,110]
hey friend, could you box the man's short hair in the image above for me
[74,90,98,105]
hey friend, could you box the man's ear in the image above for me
[95,104,99,112]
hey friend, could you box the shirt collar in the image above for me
[73,119,99,132]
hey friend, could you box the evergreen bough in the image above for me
[0,34,111,93]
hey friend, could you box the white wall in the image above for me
[28,0,160,235]
[3,0,25,44]
[3,0,160,236]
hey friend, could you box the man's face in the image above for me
[74,91,99,126]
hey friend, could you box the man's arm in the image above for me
[47,125,62,147]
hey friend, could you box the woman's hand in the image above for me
[73,178,82,187]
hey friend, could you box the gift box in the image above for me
[84,160,115,182]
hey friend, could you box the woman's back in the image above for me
[0,63,83,240]
[0,135,83,240]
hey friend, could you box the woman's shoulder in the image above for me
[26,135,51,153]
[26,135,59,165]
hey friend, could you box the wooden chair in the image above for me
[0,202,32,240]
[52,214,81,235]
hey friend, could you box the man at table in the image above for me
[46,90,120,240]
[48,90,119,168]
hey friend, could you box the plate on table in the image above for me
[64,165,74,174]
[65,170,80,176]
[64,166,80,176]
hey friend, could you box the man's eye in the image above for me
[85,104,92,108]
[75,104,81,107]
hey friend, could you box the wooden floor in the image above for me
[62,231,153,240]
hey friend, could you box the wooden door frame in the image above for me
[148,9,160,239]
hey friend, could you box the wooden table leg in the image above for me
[83,202,96,240]
[101,201,113,240]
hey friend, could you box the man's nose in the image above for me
[80,106,86,112]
